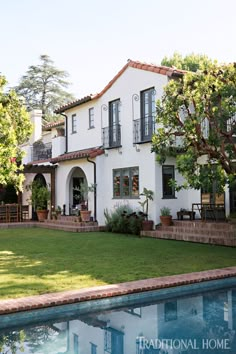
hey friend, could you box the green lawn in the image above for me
[0,228,235,299]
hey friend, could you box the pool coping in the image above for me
[0,267,236,315]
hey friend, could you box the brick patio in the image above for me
[141,220,236,247]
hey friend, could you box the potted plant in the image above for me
[27,180,50,221]
[139,187,154,231]
[160,206,172,226]
[76,182,96,222]
[51,205,62,220]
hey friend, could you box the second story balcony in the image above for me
[32,141,52,161]
[102,124,121,149]
[133,116,156,144]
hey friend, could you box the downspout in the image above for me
[56,112,68,153]
[87,156,97,222]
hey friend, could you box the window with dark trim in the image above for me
[89,107,95,128]
[72,114,77,134]
[90,342,97,354]
[73,333,79,354]
[140,87,156,142]
[113,167,139,198]
[164,301,177,322]
[162,165,175,198]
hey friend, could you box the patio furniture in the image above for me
[0,205,7,223]
[8,204,20,222]
[21,205,29,221]
[177,210,195,220]
[192,203,225,221]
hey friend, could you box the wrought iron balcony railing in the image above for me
[32,142,52,161]
[133,116,156,144]
[102,124,121,149]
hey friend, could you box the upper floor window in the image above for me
[164,301,177,322]
[162,165,175,199]
[140,87,156,142]
[90,343,97,354]
[89,107,95,128]
[113,167,139,198]
[72,114,77,134]
[102,99,121,149]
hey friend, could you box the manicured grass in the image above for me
[0,228,235,299]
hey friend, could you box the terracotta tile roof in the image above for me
[54,95,92,114]
[43,120,65,131]
[94,60,186,99]
[54,60,186,114]
[50,147,104,163]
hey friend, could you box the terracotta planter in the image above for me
[80,210,91,222]
[36,209,48,222]
[160,215,172,226]
[142,220,154,231]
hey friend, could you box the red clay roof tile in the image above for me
[55,60,186,113]
[50,147,104,163]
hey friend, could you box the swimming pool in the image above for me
[0,276,236,353]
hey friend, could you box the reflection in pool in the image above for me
[0,281,236,353]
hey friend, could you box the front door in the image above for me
[73,177,84,206]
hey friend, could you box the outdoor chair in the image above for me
[21,205,29,221]
[0,205,7,223]
[8,204,20,222]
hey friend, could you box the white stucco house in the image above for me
[21,60,235,224]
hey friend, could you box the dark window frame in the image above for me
[162,165,175,199]
[140,87,156,142]
[113,167,139,199]
[72,114,77,134]
[164,301,177,322]
[89,107,95,129]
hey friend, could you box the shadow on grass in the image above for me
[0,228,235,298]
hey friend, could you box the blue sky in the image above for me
[1,0,235,98]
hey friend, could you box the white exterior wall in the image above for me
[52,136,66,157]
[96,67,167,224]
[66,100,101,152]
[55,67,202,225]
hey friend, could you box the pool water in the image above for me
[0,279,235,354]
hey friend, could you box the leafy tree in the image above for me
[15,55,74,123]
[152,62,236,193]
[0,76,32,191]
[161,52,215,72]
[0,329,25,354]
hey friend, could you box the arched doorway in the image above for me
[66,167,87,215]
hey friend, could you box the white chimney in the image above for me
[29,110,42,144]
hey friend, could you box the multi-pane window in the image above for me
[90,343,97,354]
[113,167,139,198]
[140,87,156,141]
[109,99,121,147]
[72,114,77,133]
[164,301,177,322]
[73,334,79,354]
[162,165,175,198]
[89,107,95,128]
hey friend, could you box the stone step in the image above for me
[47,218,98,226]
[141,230,236,247]
[157,226,236,238]
[172,221,236,231]
[39,222,101,233]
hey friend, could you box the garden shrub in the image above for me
[104,205,145,235]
